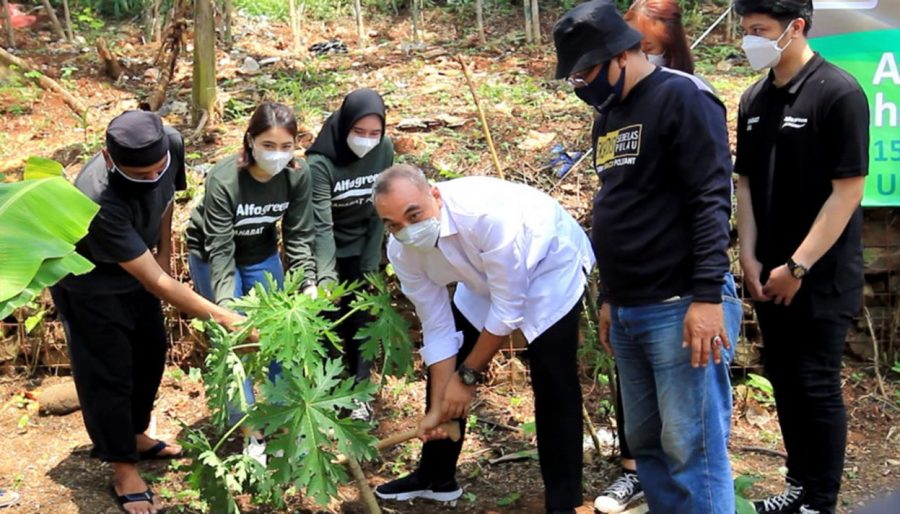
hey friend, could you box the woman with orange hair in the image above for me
[593,1,703,512]
[624,0,695,74]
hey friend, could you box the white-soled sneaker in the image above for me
[798,506,821,514]
[594,471,643,513]
[350,400,373,422]
[752,479,804,514]
[374,471,462,505]
[243,435,267,468]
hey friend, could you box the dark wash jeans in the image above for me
[610,273,742,514]
[756,300,853,514]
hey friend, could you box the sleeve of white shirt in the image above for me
[472,214,528,337]
[387,241,463,367]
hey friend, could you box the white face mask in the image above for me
[252,143,293,176]
[394,217,440,251]
[741,21,795,71]
[646,52,667,67]
[347,135,380,158]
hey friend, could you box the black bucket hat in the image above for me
[553,0,644,79]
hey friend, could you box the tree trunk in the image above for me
[475,0,485,44]
[523,0,533,44]
[40,0,67,41]
[411,0,420,44]
[96,37,123,80]
[192,0,216,126]
[353,0,365,48]
[0,47,87,116]
[1,0,15,49]
[288,0,302,52]
[61,0,74,41]
[223,0,233,48]
[530,0,540,45]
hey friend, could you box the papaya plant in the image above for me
[182,271,414,512]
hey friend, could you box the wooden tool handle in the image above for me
[334,421,461,465]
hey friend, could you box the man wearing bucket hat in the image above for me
[51,111,246,514]
[553,2,741,513]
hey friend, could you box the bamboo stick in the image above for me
[456,55,505,180]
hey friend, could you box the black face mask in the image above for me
[575,61,627,112]
[108,152,170,196]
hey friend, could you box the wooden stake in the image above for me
[0,47,87,117]
[411,0,420,44]
[192,0,217,125]
[523,0,533,44]
[456,55,504,180]
[347,455,382,514]
[223,0,233,47]
[39,0,67,41]
[530,0,540,45]
[1,0,14,49]
[582,403,603,455]
[288,0,302,52]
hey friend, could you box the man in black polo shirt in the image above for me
[733,2,869,514]
[554,2,742,513]
[51,111,246,514]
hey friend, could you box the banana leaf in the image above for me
[0,177,99,317]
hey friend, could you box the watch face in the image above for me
[792,267,805,279]
[460,369,477,385]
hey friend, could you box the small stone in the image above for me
[258,56,281,67]
[143,67,160,82]
[240,56,261,74]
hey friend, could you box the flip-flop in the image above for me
[109,484,166,514]
[138,440,182,460]
[0,489,20,509]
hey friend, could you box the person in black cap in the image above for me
[553,2,741,513]
[307,88,394,422]
[733,2,868,514]
[50,110,247,514]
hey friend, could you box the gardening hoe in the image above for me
[335,422,463,514]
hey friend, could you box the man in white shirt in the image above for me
[371,165,595,514]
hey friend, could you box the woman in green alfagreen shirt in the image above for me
[185,102,316,464]
[308,88,394,421]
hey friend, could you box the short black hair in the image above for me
[734,0,813,35]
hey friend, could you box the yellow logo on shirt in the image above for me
[595,124,643,171]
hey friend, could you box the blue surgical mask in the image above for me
[395,218,441,251]
[574,61,627,112]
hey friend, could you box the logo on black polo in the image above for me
[595,124,643,171]
[782,116,809,129]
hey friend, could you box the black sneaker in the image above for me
[374,471,462,503]
[593,471,643,513]
[752,479,804,514]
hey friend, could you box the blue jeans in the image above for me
[188,252,284,426]
[610,273,742,514]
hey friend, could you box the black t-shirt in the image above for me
[591,68,733,306]
[60,127,186,294]
[735,54,868,316]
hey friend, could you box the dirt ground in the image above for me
[1,4,898,514]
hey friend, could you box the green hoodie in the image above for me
[185,154,316,304]
[310,137,393,285]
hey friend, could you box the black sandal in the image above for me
[110,484,165,513]
[138,440,181,460]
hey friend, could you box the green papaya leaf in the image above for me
[0,177,98,306]
[23,157,64,180]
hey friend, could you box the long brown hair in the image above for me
[239,102,299,170]
[624,0,695,75]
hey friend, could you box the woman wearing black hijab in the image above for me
[308,88,394,421]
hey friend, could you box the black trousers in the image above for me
[756,301,852,514]
[418,301,584,511]
[50,286,168,463]
[336,256,372,381]
[614,367,633,461]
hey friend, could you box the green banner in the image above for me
[810,1,900,206]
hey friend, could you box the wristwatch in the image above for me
[457,365,483,386]
[787,258,808,280]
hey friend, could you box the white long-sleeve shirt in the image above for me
[387,176,596,366]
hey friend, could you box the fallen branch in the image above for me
[456,55,505,180]
[488,448,538,465]
[191,109,209,139]
[143,6,186,111]
[736,445,788,460]
[582,403,603,455]
[0,47,88,117]
[95,37,124,80]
